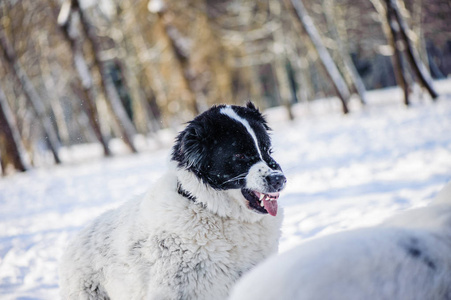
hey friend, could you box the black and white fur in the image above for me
[59,102,286,300]
[230,181,451,300]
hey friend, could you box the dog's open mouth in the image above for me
[241,189,279,216]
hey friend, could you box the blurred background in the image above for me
[0,0,450,174]
[1,1,451,297]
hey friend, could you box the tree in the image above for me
[380,0,411,105]
[56,0,112,156]
[0,84,29,173]
[148,0,200,115]
[284,0,351,114]
[271,0,295,120]
[322,0,367,105]
[386,0,438,100]
[371,0,439,105]
[59,0,138,153]
[0,30,62,164]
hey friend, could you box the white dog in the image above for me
[59,103,286,299]
[230,181,451,300]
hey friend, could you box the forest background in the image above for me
[0,0,450,175]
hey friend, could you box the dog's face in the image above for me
[172,102,286,216]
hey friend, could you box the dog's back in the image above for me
[230,181,451,300]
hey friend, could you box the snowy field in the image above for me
[1,82,451,299]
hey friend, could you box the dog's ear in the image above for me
[246,101,259,112]
[245,101,270,131]
[172,121,207,170]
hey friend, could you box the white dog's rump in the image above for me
[230,181,451,300]
[59,103,285,300]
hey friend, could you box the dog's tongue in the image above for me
[262,197,278,216]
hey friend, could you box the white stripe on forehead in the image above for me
[220,105,263,159]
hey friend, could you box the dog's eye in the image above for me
[263,146,273,155]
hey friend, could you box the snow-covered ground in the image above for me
[1,82,451,299]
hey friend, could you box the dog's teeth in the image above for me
[259,194,264,201]
[260,200,264,207]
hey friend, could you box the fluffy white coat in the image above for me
[59,165,283,300]
[230,181,451,300]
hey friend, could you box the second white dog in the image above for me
[230,181,451,300]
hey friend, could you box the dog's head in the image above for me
[172,102,286,217]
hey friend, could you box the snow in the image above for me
[1,82,451,299]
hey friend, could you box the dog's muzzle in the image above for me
[242,162,287,216]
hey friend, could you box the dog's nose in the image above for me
[266,173,287,191]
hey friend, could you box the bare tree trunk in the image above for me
[286,29,313,103]
[60,0,138,153]
[411,0,429,71]
[121,61,153,135]
[105,3,155,135]
[0,31,61,164]
[56,0,112,156]
[292,55,311,103]
[0,84,29,173]
[69,82,100,142]
[123,2,165,130]
[322,0,367,105]
[272,61,295,119]
[149,0,200,115]
[37,34,71,146]
[385,0,411,105]
[387,0,438,99]
[370,0,410,105]
[271,0,294,120]
[78,1,137,152]
[284,0,350,114]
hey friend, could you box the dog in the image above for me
[229,181,451,300]
[59,102,286,300]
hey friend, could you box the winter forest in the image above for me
[0,0,449,171]
[1,0,451,298]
